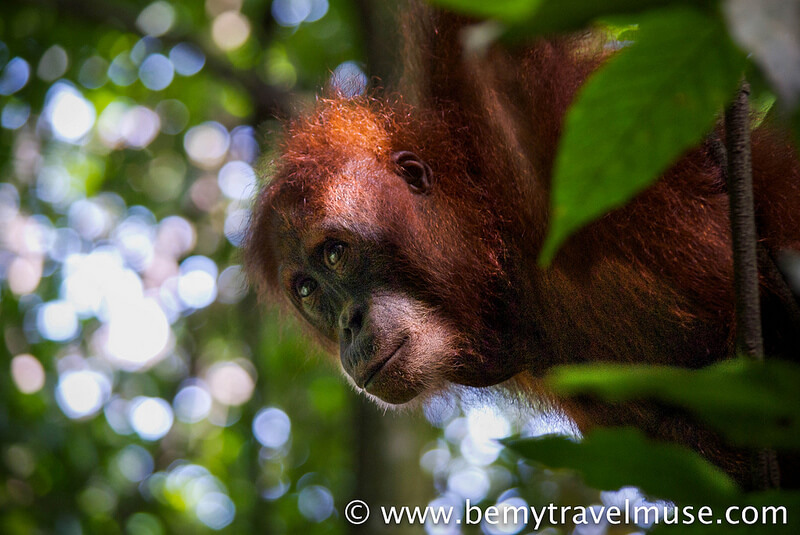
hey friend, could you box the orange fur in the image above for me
[246,9,800,488]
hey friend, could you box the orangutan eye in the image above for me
[296,277,318,298]
[324,242,346,268]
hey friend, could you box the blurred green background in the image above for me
[0,1,634,534]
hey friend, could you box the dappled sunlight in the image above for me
[0,1,618,533]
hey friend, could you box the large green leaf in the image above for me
[548,359,800,447]
[539,7,746,264]
[505,428,739,504]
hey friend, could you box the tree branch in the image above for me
[725,80,764,359]
[724,80,781,490]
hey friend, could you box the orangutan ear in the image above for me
[392,151,434,194]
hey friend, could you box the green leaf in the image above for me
[505,428,739,504]
[428,0,540,21]
[429,0,713,29]
[507,0,711,35]
[539,7,746,265]
[547,359,800,447]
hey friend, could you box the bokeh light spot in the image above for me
[272,0,329,27]
[223,208,248,246]
[108,53,138,87]
[331,61,367,97]
[105,397,133,435]
[97,99,132,148]
[178,255,218,308]
[67,199,113,240]
[78,483,118,516]
[264,46,297,88]
[2,99,30,129]
[10,354,46,394]
[170,43,205,76]
[0,182,19,220]
[253,407,291,448]
[0,57,30,95]
[7,256,42,295]
[173,382,213,423]
[425,495,462,533]
[298,485,334,522]
[483,496,529,535]
[78,56,109,88]
[5,445,37,478]
[36,165,71,204]
[126,512,164,535]
[207,361,254,406]
[156,99,190,134]
[106,297,171,371]
[211,11,251,51]
[467,405,511,441]
[306,0,329,22]
[447,466,490,502]
[229,125,259,162]
[217,160,256,200]
[272,0,310,27]
[136,1,176,37]
[113,214,155,271]
[45,83,96,144]
[37,300,80,341]
[55,369,111,419]
[157,215,196,257]
[217,265,248,304]
[37,45,69,81]
[139,54,174,91]
[121,105,161,148]
[129,396,174,440]
[196,492,236,529]
[184,122,230,169]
